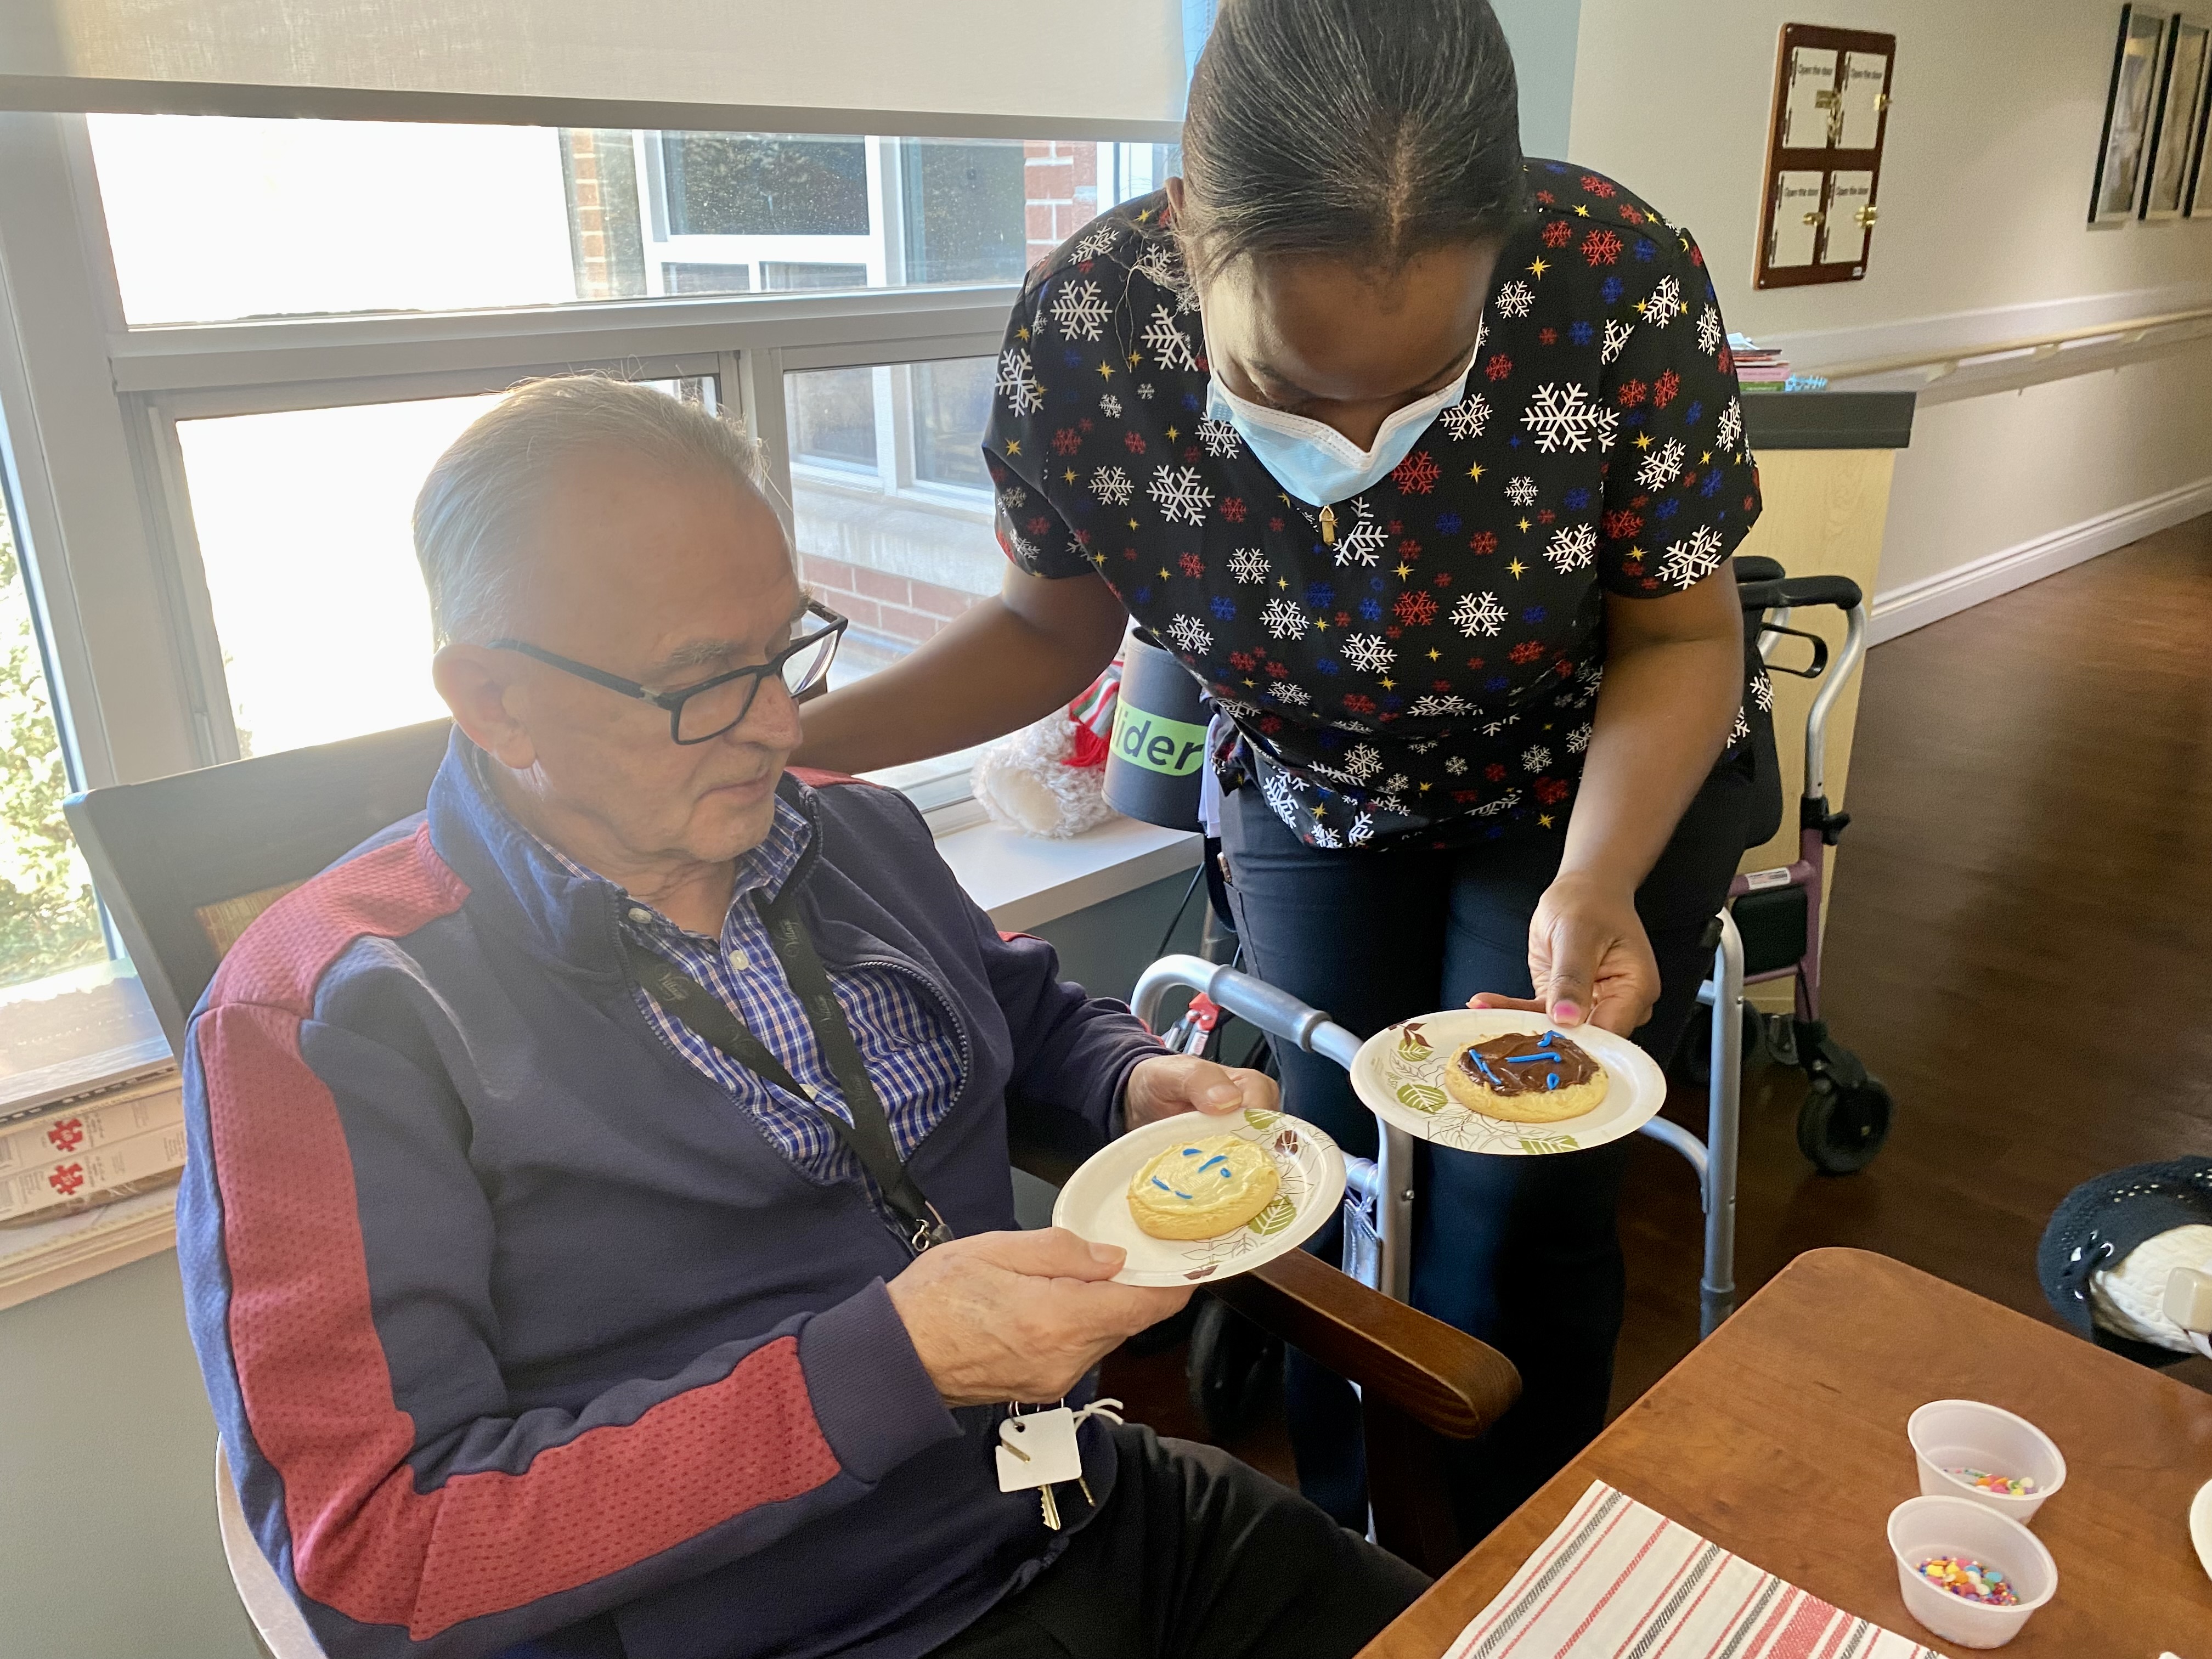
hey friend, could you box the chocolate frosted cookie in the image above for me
[1441,1029,1610,1123]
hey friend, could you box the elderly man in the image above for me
[179,376,1425,1659]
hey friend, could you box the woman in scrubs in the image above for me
[796,0,1765,1541]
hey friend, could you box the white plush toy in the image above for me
[972,665,1123,839]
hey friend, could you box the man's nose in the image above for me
[735,676,805,749]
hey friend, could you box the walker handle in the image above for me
[1772,574,1862,612]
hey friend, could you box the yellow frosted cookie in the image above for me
[1127,1133,1282,1240]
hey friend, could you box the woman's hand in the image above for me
[1468,869,1659,1036]
[1121,1055,1279,1130]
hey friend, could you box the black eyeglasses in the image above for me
[489,600,848,745]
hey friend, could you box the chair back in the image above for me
[63,720,454,1058]
[215,1438,328,1659]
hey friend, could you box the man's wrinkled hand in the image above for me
[885,1228,1191,1407]
[1120,1054,1278,1131]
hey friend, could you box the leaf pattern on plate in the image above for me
[1247,1194,1297,1237]
[1396,1081,1448,1115]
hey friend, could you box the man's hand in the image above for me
[885,1229,1192,1407]
[1466,869,1660,1036]
[1121,1054,1279,1131]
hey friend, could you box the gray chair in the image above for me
[62,718,456,1058]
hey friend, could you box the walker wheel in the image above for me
[1797,1073,1893,1174]
[1186,1294,1282,1443]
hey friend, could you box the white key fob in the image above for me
[995,1407,1084,1493]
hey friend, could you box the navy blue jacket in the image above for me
[178,739,1158,1658]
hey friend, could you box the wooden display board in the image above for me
[1753,24,1897,289]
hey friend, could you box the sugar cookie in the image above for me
[1127,1133,1281,1240]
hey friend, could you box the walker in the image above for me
[1126,556,1886,1410]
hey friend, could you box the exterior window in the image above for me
[910,359,997,493]
[660,133,870,237]
[899,140,1029,284]
[783,356,1002,809]
[661,262,752,294]
[177,380,715,758]
[0,492,105,992]
[87,116,1181,320]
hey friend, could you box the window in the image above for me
[177,381,718,759]
[0,105,1182,1096]
[785,358,1006,807]
[900,139,1028,284]
[86,115,1178,318]
[661,133,871,237]
[0,489,105,994]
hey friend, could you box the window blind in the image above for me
[0,0,1189,140]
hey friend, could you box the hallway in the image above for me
[1614,512,2212,1403]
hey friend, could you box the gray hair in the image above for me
[412,374,772,647]
[1177,0,1528,284]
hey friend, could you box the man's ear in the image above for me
[433,645,538,771]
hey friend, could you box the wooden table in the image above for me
[1361,1248,2212,1658]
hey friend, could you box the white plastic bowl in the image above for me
[1887,1494,2057,1648]
[1906,1398,2067,1523]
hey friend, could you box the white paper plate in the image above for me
[1349,1009,1668,1156]
[1051,1110,1346,1286]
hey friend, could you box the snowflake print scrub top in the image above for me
[984,161,1767,851]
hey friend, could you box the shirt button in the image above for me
[627,906,652,924]
[731,952,750,970]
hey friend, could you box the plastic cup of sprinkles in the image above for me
[1906,1400,2067,1524]
[1917,1555,2020,1605]
[1887,1496,2056,1649]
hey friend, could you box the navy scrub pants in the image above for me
[1217,755,1753,1543]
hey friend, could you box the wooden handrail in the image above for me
[1816,303,2212,383]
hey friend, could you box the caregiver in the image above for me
[795,0,1765,1542]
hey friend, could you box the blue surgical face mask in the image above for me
[1205,346,1476,507]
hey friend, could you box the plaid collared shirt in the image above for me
[531,791,964,1185]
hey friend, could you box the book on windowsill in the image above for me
[0,1070,185,1227]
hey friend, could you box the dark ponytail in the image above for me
[1177,0,1528,281]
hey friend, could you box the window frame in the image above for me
[66,114,1020,782]
[0,107,1122,1086]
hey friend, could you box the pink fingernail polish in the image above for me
[1553,1001,1581,1022]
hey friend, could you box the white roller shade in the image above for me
[0,0,1190,139]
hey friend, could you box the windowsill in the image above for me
[933,812,1202,933]
[0,814,1199,1310]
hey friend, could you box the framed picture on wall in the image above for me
[2144,15,2210,216]
[2091,4,2174,222]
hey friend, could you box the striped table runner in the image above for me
[1447,1480,1945,1659]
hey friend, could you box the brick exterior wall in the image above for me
[800,552,985,648]
[1024,142,1101,268]
[558,130,646,300]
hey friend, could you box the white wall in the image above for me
[1568,0,2212,628]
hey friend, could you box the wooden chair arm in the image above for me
[1215,1246,1520,1442]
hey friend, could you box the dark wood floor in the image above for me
[1616,509,2212,1404]
[1108,511,2212,1477]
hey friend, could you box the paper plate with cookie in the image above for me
[1348,1011,1667,1156]
[1051,1109,1347,1286]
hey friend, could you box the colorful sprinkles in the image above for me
[1942,1465,2039,1497]
[1915,1556,2020,1606]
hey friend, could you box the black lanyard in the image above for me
[623,885,953,1254]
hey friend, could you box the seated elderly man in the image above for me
[178,376,1425,1659]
